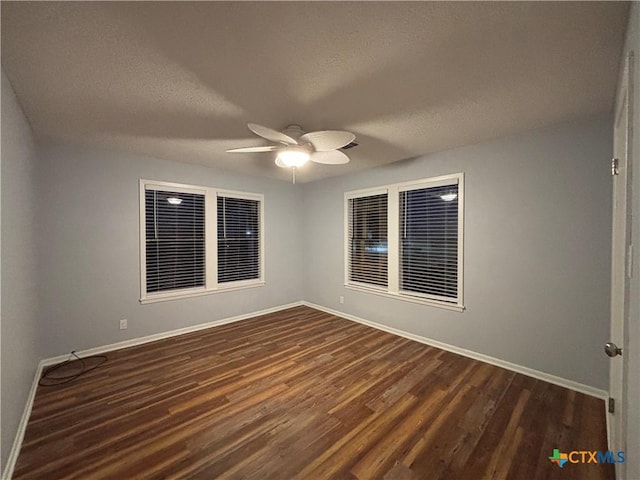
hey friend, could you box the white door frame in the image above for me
[609,51,634,480]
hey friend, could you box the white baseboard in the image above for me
[1,301,303,479]
[2,362,45,480]
[42,301,303,367]
[303,301,609,400]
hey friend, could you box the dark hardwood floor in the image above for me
[14,306,612,479]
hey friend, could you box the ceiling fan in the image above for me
[226,123,356,173]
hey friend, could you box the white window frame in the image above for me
[344,173,464,312]
[140,179,265,304]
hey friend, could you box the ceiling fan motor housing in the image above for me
[281,124,306,141]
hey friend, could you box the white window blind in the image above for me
[217,195,261,283]
[145,189,205,293]
[344,173,463,311]
[348,193,388,287]
[400,183,459,301]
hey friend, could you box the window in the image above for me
[217,195,261,283]
[145,189,205,293]
[140,180,264,303]
[400,183,459,301]
[347,192,388,288]
[345,174,463,311]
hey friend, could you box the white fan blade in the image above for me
[300,130,355,151]
[226,146,278,153]
[310,150,350,165]
[248,123,298,145]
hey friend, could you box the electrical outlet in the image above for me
[119,319,128,330]
[339,296,345,305]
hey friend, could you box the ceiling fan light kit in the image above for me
[275,145,311,168]
[227,123,356,180]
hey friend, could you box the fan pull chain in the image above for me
[292,167,296,184]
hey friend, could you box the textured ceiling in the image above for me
[1,2,629,183]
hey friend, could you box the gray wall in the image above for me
[621,3,639,478]
[1,71,41,471]
[36,143,304,358]
[303,115,612,390]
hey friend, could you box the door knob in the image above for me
[605,342,622,357]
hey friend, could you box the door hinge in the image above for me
[612,158,619,176]
[608,397,615,413]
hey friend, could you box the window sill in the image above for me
[344,284,465,312]
[140,281,265,304]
